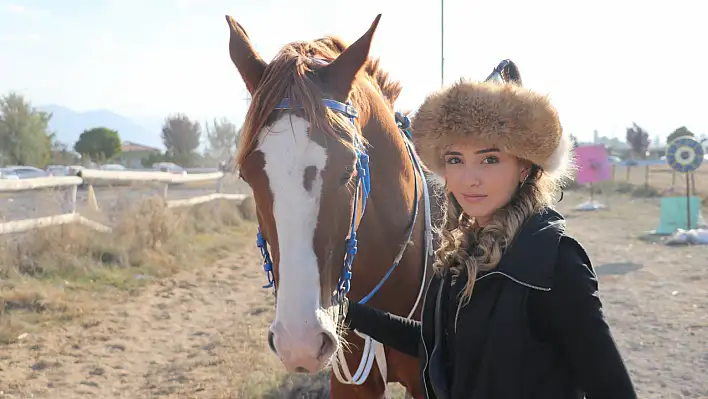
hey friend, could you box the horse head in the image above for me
[226,15,417,375]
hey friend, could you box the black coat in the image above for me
[345,208,637,399]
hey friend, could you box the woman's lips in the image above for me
[461,194,488,203]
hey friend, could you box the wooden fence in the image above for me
[610,164,708,194]
[0,170,246,235]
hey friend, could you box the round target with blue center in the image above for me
[666,136,704,173]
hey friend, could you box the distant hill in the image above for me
[37,105,163,149]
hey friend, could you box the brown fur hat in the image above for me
[411,79,574,184]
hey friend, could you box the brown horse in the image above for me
[226,14,437,398]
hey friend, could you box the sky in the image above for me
[1,0,705,145]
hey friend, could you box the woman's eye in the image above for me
[445,156,462,165]
[481,156,500,164]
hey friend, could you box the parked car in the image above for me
[607,156,622,164]
[99,164,127,171]
[46,165,69,176]
[152,162,187,175]
[0,169,20,180]
[0,166,49,179]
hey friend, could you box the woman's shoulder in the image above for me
[528,207,593,269]
[557,233,592,269]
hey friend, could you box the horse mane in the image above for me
[235,36,403,167]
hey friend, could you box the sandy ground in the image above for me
[0,245,277,399]
[1,191,707,398]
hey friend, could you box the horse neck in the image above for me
[349,107,426,311]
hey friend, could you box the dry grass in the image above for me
[0,195,256,346]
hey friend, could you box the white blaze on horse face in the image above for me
[258,115,334,355]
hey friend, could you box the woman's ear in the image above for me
[519,160,533,183]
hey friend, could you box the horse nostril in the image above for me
[317,331,336,361]
[267,330,277,354]
[294,366,309,373]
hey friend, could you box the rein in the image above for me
[253,96,432,387]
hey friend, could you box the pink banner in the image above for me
[574,144,611,185]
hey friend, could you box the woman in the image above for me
[343,79,637,398]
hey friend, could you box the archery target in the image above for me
[666,136,704,173]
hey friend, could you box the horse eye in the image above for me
[340,166,356,185]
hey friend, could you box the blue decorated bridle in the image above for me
[255,96,429,307]
[257,96,369,302]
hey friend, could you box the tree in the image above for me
[73,127,122,161]
[625,122,651,159]
[50,140,80,165]
[205,117,239,161]
[666,126,694,144]
[161,113,201,155]
[0,92,53,166]
[141,151,168,168]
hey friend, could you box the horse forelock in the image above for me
[235,35,403,169]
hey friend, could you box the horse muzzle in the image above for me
[268,320,338,373]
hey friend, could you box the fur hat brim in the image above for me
[411,80,574,184]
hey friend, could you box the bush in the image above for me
[0,197,256,344]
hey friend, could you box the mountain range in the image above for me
[38,105,164,150]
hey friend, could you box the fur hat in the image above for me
[411,79,574,184]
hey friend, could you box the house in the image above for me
[113,141,161,169]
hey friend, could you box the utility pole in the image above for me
[441,0,444,87]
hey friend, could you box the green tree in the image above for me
[666,126,694,144]
[205,117,239,161]
[0,92,53,166]
[73,127,122,161]
[161,114,201,156]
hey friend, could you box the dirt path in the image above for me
[0,250,279,399]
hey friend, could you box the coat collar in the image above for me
[480,208,566,290]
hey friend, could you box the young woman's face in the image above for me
[443,144,531,225]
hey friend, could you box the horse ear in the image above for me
[320,14,382,99]
[225,15,267,94]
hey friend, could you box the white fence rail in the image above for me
[0,170,246,235]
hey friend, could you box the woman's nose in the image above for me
[464,168,482,186]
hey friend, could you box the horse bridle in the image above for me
[256,96,431,307]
